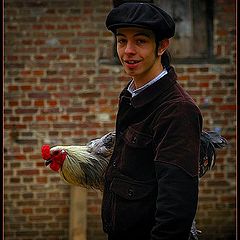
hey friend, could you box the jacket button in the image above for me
[128,188,134,197]
[132,137,137,144]
[113,161,117,167]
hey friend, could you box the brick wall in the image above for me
[4,0,236,240]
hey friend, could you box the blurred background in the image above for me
[4,0,236,239]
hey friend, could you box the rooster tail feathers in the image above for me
[199,131,228,178]
[201,131,228,148]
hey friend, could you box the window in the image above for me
[154,0,213,62]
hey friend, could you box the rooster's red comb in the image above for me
[41,145,51,160]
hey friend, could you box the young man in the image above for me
[102,3,203,240]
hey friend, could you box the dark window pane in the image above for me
[154,0,211,59]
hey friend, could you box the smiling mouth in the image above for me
[124,60,141,64]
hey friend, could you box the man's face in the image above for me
[116,27,162,85]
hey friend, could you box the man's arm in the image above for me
[151,101,202,240]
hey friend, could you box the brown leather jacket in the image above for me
[102,67,203,240]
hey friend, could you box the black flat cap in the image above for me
[106,3,175,41]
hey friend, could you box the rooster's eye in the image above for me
[53,150,60,155]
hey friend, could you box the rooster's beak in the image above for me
[45,159,52,166]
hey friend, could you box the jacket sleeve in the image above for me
[151,163,198,240]
[151,101,202,240]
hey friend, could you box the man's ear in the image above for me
[158,39,170,56]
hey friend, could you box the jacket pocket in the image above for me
[120,127,154,173]
[123,126,152,148]
[110,177,156,232]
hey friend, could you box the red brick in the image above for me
[20,70,32,76]
[32,24,43,30]
[60,115,70,121]
[187,67,198,72]
[36,177,47,184]
[53,123,77,129]
[8,85,19,91]
[61,131,71,136]
[47,100,57,107]
[66,107,89,113]
[17,169,40,175]
[212,97,224,103]
[219,105,236,111]
[21,85,32,91]
[36,161,45,167]
[34,100,44,107]
[15,108,38,114]
[9,100,19,107]
[47,85,57,91]
[195,74,217,80]
[7,55,19,61]
[179,75,190,81]
[23,146,34,153]
[29,216,53,221]
[34,40,45,46]
[23,116,34,122]
[199,67,209,72]
[36,115,46,121]
[14,154,27,160]
[21,100,32,106]
[199,82,209,87]
[10,178,20,183]
[58,54,70,60]
[28,93,51,99]
[4,124,26,129]
[33,70,45,76]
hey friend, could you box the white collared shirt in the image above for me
[127,69,168,97]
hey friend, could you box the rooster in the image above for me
[42,132,115,191]
[41,130,227,239]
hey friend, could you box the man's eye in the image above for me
[136,39,146,45]
[117,39,126,44]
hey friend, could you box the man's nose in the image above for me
[125,42,136,54]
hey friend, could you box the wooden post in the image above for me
[69,186,87,240]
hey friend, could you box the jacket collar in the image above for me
[120,66,177,108]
